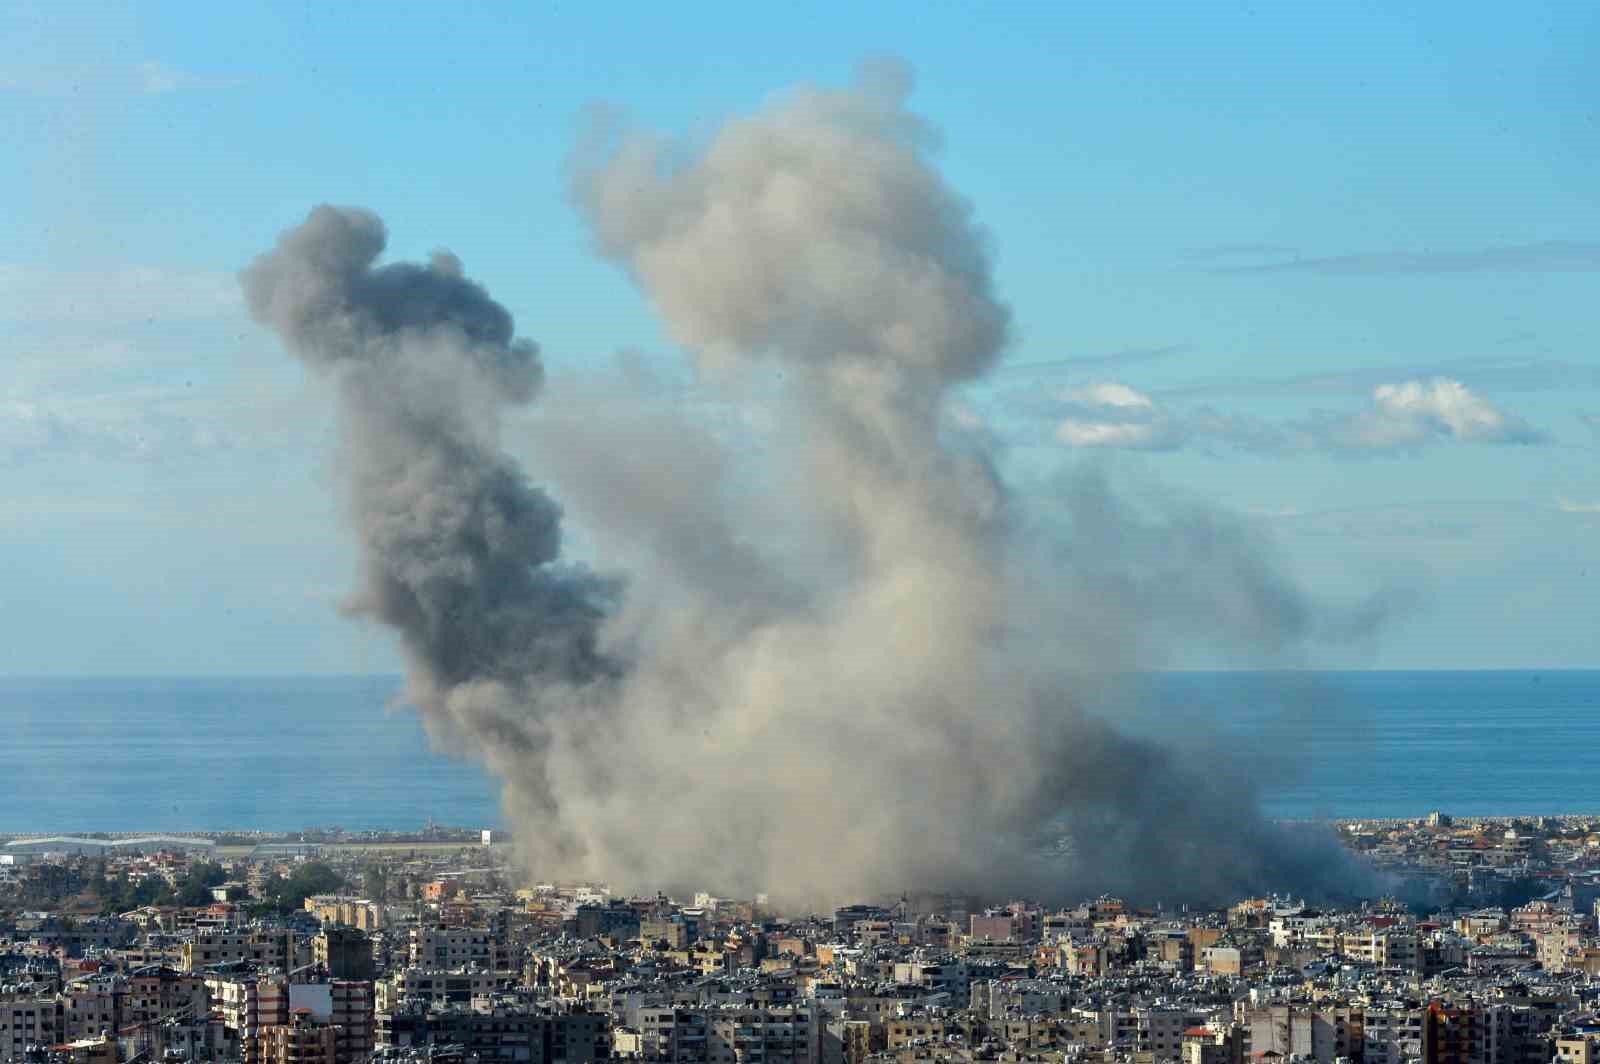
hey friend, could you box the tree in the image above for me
[175,862,230,907]
[283,861,344,905]
[257,862,345,914]
[100,873,174,914]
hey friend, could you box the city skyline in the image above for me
[4,11,1600,1064]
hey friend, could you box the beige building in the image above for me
[182,929,304,972]
[886,1016,947,1048]
[639,1005,819,1064]
[408,926,498,970]
[206,973,289,1064]
[1557,1036,1600,1064]
[261,1010,339,1064]
[304,896,384,931]
[62,968,209,1042]
[0,995,63,1064]
[968,914,1016,943]
[1182,1026,1245,1064]
[376,967,494,1013]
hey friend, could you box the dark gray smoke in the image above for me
[244,63,1380,908]
[242,206,615,860]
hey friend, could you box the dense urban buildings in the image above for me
[5,816,1600,1064]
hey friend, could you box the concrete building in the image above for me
[285,981,375,1064]
[377,969,495,1013]
[1557,1036,1600,1064]
[409,928,496,971]
[0,995,63,1063]
[1152,930,1196,971]
[316,928,376,982]
[1364,1004,1425,1064]
[1138,1008,1214,1060]
[966,914,1015,943]
[305,897,385,932]
[573,904,640,942]
[1181,1026,1245,1064]
[182,930,303,972]
[60,967,208,1043]
[638,918,694,951]
[261,1010,340,1064]
[206,972,290,1064]
[1241,1004,1360,1064]
[1423,1002,1481,1064]
[639,1005,817,1064]
[378,1005,534,1062]
[377,1003,606,1064]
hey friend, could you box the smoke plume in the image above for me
[245,62,1379,907]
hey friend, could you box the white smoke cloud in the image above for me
[249,63,1387,908]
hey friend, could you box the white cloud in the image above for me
[1063,381,1156,409]
[1027,375,1543,455]
[0,264,241,324]
[1,393,192,462]
[1055,417,1182,450]
[1557,497,1600,514]
[0,381,286,465]
[1342,378,1541,447]
[1050,382,1187,451]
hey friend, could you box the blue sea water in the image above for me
[1143,670,1600,821]
[0,676,496,834]
[0,671,1596,833]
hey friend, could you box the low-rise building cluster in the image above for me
[3,817,1600,1064]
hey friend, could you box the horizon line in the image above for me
[3,666,1599,681]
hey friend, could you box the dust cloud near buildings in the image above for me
[244,62,1383,907]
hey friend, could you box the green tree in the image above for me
[258,862,345,914]
[174,862,229,907]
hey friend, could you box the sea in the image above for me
[1,670,1597,834]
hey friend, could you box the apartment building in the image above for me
[377,968,495,1013]
[409,927,499,971]
[0,994,62,1064]
[261,1009,340,1064]
[639,1005,817,1064]
[183,929,304,972]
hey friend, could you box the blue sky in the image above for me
[2,1,1596,673]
